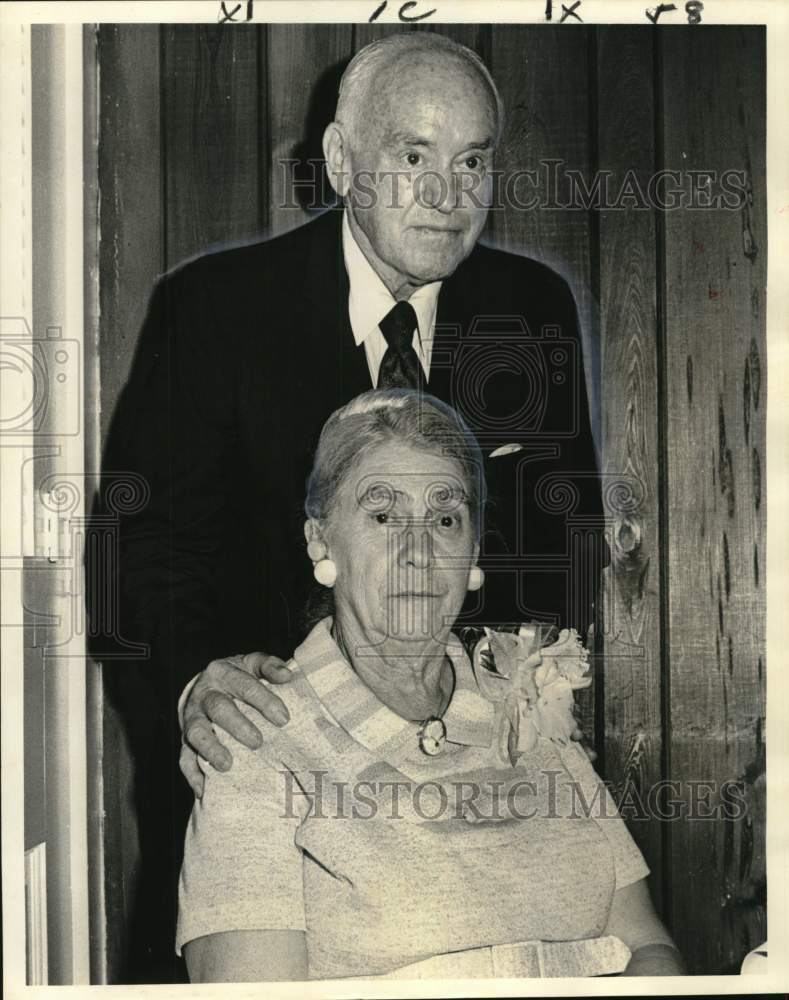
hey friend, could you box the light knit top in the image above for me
[176,618,649,979]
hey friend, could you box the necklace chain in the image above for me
[426,657,454,722]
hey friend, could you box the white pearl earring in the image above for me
[467,566,484,591]
[307,539,327,562]
[314,559,337,588]
[307,536,337,587]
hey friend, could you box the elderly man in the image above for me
[100,32,604,969]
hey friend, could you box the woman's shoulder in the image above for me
[231,658,313,731]
[202,659,323,780]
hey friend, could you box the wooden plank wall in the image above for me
[660,27,767,972]
[96,23,766,978]
[97,27,163,977]
[596,26,664,909]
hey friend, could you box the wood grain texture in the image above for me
[96,25,163,980]
[97,25,164,443]
[595,26,663,909]
[163,24,261,266]
[487,26,597,440]
[266,24,353,237]
[661,26,766,974]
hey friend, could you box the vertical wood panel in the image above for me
[661,25,766,973]
[266,24,353,238]
[163,25,261,267]
[98,25,163,442]
[595,27,664,906]
[488,26,597,442]
[84,26,106,979]
[97,24,163,980]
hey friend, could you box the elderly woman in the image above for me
[176,389,684,981]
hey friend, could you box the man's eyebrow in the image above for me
[384,131,495,155]
[460,137,494,151]
[385,130,435,148]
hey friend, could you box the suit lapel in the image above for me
[428,250,476,409]
[303,210,372,404]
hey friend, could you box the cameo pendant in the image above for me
[417,716,447,756]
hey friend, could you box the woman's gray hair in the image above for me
[305,389,486,538]
[336,32,504,145]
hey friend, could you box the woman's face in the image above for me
[319,440,478,647]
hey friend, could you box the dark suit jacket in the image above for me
[97,208,605,708]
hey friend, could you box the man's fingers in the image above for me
[219,656,290,726]
[244,652,293,684]
[231,670,291,727]
[202,689,267,749]
[183,715,232,771]
[179,655,290,778]
[207,656,290,725]
[179,744,205,798]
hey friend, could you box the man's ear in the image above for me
[322,122,350,198]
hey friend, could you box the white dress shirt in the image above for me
[342,211,443,387]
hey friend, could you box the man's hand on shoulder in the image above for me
[179,653,294,798]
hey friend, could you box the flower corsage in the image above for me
[469,625,592,766]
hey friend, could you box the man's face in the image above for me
[343,53,498,289]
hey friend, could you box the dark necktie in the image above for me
[377,301,422,390]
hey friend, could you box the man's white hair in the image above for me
[335,32,504,145]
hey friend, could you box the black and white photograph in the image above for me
[1,0,786,994]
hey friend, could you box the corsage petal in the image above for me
[471,623,592,756]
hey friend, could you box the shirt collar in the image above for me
[293,617,495,757]
[341,210,442,350]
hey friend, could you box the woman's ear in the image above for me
[304,519,328,563]
[322,122,350,198]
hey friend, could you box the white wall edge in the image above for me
[0,19,35,994]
